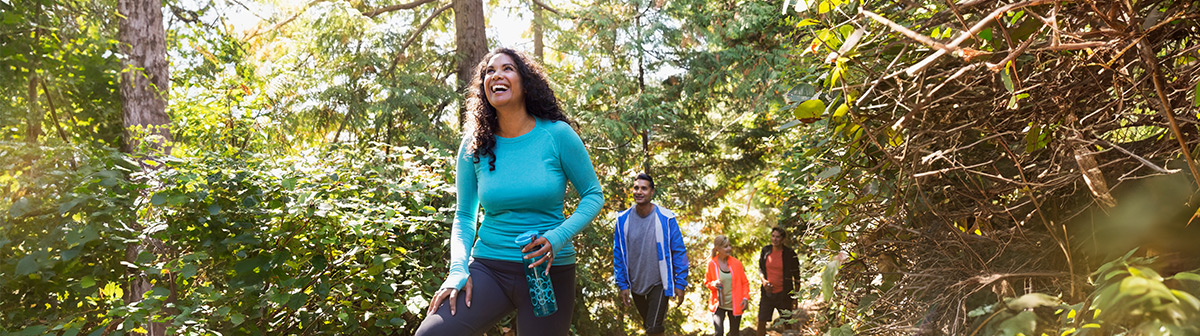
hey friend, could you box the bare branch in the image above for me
[361,0,437,18]
[1092,138,1179,175]
[385,3,453,77]
[986,26,1042,71]
[1138,38,1200,188]
[887,0,1070,75]
[530,0,576,18]
[243,0,325,41]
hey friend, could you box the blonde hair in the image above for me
[711,235,731,257]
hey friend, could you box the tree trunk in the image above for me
[117,0,171,334]
[119,0,171,154]
[532,0,544,62]
[454,0,487,129]
[26,76,42,143]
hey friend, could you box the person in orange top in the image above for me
[757,227,801,336]
[705,235,750,336]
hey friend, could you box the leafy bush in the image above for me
[1,142,138,335]
[1,143,456,335]
[968,249,1200,336]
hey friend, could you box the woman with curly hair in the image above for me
[415,48,605,335]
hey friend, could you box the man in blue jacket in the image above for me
[614,173,689,336]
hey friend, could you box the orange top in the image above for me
[765,248,784,293]
[705,256,750,315]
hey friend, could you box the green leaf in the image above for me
[832,103,850,118]
[777,120,804,131]
[796,19,820,27]
[180,264,198,279]
[287,292,307,310]
[827,61,845,87]
[1001,65,1015,93]
[1024,123,1048,152]
[1193,80,1199,107]
[167,194,188,206]
[1171,272,1200,283]
[886,129,904,147]
[821,260,838,301]
[151,193,168,206]
[1120,276,1151,296]
[996,310,1036,336]
[1129,266,1163,281]
[81,276,96,288]
[16,255,38,275]
[826,323,854,336]
[9,197,32,218]
[816,166,842,180]
[230,313,245,325]
[1171,289,1200,310]
[794,99,827,119]
[58,197,87,214]
[980,28,993,41]
[1005,293,1061,310]
[208,204,221,215]
[968,303,997,317]
[786,84,817,102]
[1008,10,1026,26]
[817,0,834,14]
[62,247,81,261]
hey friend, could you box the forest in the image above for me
[2,0,1200,335]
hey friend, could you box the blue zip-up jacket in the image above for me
[613,204,689,296]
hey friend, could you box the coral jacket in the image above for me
[705,256,750,315]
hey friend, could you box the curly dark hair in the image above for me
[465,48,572,171]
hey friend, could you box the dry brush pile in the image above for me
[786,0,1200,334]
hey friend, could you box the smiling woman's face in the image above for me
[483,53,524,109]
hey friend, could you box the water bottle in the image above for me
[515,230,558,317]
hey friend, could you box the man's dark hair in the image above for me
[771,227,787,236]
[771,227,789,245]
[635,173,654,189]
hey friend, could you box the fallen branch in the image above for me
[893,0,1070,75]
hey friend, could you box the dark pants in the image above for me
[415,258,576,336]
[712,308,741,336]
[758,290,795,326]
[631,284,669,333]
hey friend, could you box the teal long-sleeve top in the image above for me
[441,118,605,290]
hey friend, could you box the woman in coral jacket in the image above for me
[705,235,750,336]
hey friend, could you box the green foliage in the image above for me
[0,142,137,333]
[146,144,454,334]
[0,0,124,147]
[967,250,1200,336]
[1,143,455,334]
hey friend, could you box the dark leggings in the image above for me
[712,308,741,336]
[414,258,576,336]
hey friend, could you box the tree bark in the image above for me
[26,76,43,143]
[119,0,171,154]
[454,0,487,129]
[117,0,171,334]
[532,0,544,62]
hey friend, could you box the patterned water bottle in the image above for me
[515,230,558,317]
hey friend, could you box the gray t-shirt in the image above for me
[626,208,662,295]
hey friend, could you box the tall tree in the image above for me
[453,0,486,127]
[117,0,171,334]
[118,0,171,153]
